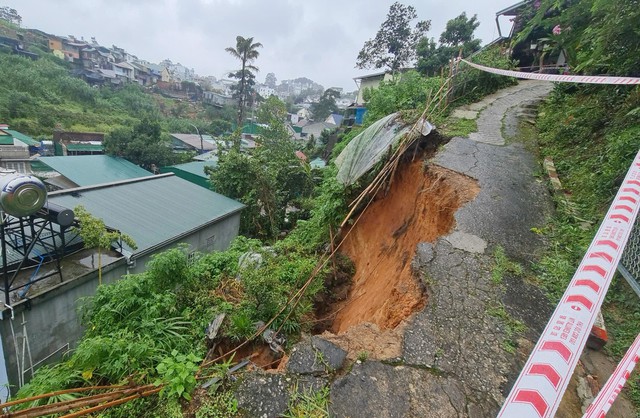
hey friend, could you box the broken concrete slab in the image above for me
[286,336,347,375]
[330,361,467,418]
[451,109,478,119]
[443,230,487,253]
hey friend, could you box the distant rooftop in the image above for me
[0,128,40,147]
[38,155,151,187]
[160,160,218,188]
[170,133,217,151]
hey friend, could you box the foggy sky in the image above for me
[5,0,517,91]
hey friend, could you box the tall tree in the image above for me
[417,12,481,76]
[225,36,263,127]
[356,2,430,71]
[210,96,311,239]
[265,72,277,88]
[104,117,176,170]
[311,89,340,121]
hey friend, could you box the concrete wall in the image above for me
[0,258,127,395]
[0,212,241,394]
[356,73,393,105]
[129,212,241,274]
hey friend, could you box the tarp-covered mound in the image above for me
[335,112,433,185]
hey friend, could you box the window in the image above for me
[187,251,198,266]
[206,235,215,250]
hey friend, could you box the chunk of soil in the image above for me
[328,160,479,334]
[319,322,407,361]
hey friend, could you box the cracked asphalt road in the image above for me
[329,81,555,418]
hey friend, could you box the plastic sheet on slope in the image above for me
[335,112,433,185]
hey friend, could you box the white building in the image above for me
[257,85,276,98]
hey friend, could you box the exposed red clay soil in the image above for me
[329,160,479,334]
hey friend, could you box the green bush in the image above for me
[453,47,519,104]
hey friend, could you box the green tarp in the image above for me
[334,112,433,185]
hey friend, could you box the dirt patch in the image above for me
[319,322,407,361]
[214,340,282,370]
[329,160,479,334]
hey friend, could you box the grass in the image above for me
[487,303,527,353]
[284,386,330,418]
[440,117,477,138]
[491,245,524,285]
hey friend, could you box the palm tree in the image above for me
[225,36,263,128]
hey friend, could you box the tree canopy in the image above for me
[311,89,340,121]
[356,2,430,71]
[210,96,312,239]
[417,12,481,76]
[104,117,178,170]
[225,36,263,127]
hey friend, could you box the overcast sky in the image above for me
[6,0,516,91]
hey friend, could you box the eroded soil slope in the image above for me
[330,160,479,334]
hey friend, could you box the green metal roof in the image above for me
[292,126,303,134]
[242,123,264,135]
[159,161,218,189]
[4,129,40,146]
[160,161,218,178]
[48,174,244,257]
[66,144,104,152]
[38,155,151,187]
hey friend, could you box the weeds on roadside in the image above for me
[284,386,330,418]
[491,246,524,285]
[487,303,526,353]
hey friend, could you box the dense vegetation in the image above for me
[514,0,640,406]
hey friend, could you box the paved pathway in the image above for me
[331,81,555,417]
[236,81,635,417]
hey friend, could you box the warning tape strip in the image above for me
[583,333,640,418]
[498,150,640,418]
[460,59,640,85]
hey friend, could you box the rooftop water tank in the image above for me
[0,170,47,217]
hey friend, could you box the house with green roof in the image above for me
[0,125,42,173]
[0,127,40,147]
[160,160,218,189]
[38,155,151,190]
[48,173,244,273]
[0,173,245,390]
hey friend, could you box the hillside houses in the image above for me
[44,36,173,87]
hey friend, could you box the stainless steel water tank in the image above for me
[0,170,47,217]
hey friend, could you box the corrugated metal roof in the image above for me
[48,174,244,257]
[66,144,104,152]
[161,161,218,178]
[3,129,40,146]
[38,155,151,187]
[170,134,217,151]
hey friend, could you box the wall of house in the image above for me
[129,212,241,274]
[356,74,393,105]
[0,258,128,396]
[0,213,241,396]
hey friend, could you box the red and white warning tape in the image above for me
[498,150,640,418]
[460,59,640,85]
[583,333,640,418]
